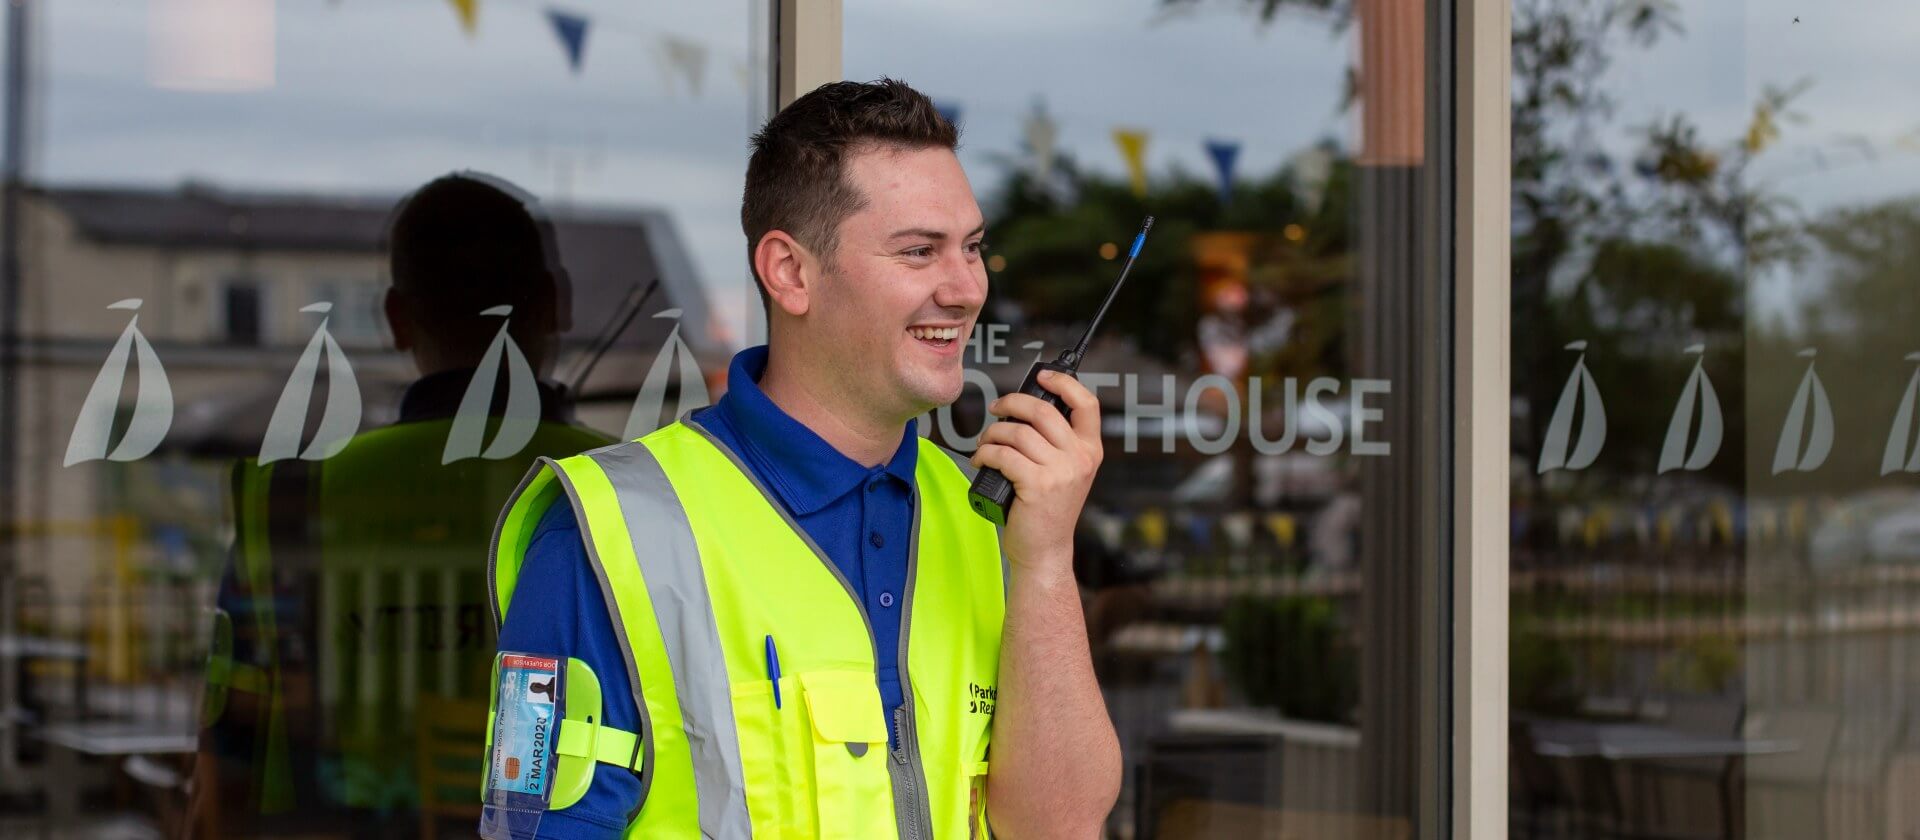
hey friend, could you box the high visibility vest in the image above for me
[490,418,1006,838]
[207,417,612,817]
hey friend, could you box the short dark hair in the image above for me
[741,78,959,305]
[389,172,558,313]
[386,172,568,350]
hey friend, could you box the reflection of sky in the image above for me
[845,0,1350,193]
[33,0,766,340]
[1599,0,1920,207]
[22,1,1918,343]
[1572,0,1920,331]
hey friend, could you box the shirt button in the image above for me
[869,531,885,549]
[880,591,895,608]
[868,479,883,493]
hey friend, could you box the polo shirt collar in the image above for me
[708,345,918,516]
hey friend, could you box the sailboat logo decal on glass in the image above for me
[443,305,540,464]
[1772,348,1833,475]
[623,309,710,440]
[259,303,361,464]
[1537,340,1606,473]
[1658,344,1722,473]
[65,299,172,466]
[1881,352,1920,475]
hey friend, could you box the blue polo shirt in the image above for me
[494,345,918,838]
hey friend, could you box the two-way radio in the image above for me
[967,215,1153,526]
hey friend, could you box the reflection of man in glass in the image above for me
[194,173,612,837]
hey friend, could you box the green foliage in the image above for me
[1655,633,1740,695]
[984,148,1353,367]
[1510,617,1580,716]
[1219,594,1356,723]
[1748,197,1920,494]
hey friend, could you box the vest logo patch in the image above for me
[967,682,997,716]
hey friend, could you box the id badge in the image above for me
[480,652,564,839]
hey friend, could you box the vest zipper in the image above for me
[891,706,923,838]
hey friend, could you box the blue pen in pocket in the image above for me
[764,634,782,709]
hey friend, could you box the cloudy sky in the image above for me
[17,0,1920,341]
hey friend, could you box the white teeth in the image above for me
[910,326,960,341]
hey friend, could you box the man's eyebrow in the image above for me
[886,223,988,242]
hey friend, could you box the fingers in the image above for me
[990,391,1077,452]
[1036,369,1104,458]
[977,415,1060,467]
[970,442,1040,487]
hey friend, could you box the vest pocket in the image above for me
[729,677,812,837]
[797,670,892,839]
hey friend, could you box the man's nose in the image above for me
[934,251,987,312]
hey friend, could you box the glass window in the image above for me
[847,0,1455,836]
[0,1,767,835]
[1508,2,1920,837]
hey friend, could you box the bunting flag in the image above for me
[1220,512,1255,550]
[1263,513,1296,549]
[935,101,963,129]
[1135,508,1168,551]
[1754,508,1778,545]
[1708,499,1734,545]
[1022,102,1058,184]
[657,35,708,96]
[545,8,590,74]
[447,0,478,37]
[1182,512,1213,550]
[1090,511,1126,553]
[1204,139,1241,205]
[731,58,753,94]
[1897,127,1920,153]
[1113,128,1149,197]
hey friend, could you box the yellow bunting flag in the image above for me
[1263,513,1296,549]
[1136,508,1167,551]
[447,0,478,36]
[1112,128,1149,197]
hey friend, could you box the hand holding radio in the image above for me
[971,368,1104,573]
[967,216,1152,526]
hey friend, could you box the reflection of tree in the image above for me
[1155,0,1801,501]
[1505,2,1816,510]
[1749,198,1920,492]
[987,150,1354,374]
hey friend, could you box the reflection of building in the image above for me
[8,181,717,655]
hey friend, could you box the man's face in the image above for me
[811,144,987,418]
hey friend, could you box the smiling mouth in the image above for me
[909,325,963,348]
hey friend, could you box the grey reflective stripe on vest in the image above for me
[586,442,754,838]
[490,457,656,819]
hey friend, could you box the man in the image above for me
[195,173,611,837]
[488,79,1121,837]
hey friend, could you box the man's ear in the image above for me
[753,230,814,318]
[383,287,413,351]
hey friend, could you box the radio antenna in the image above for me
[1059,215,1152,369]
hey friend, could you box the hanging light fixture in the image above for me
[149,0,275,91]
